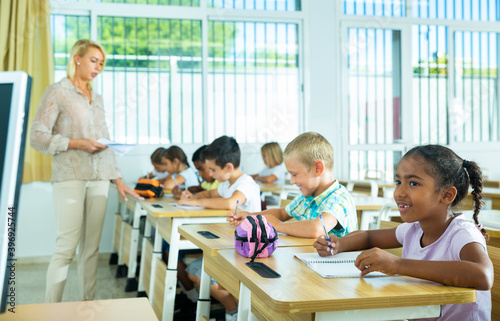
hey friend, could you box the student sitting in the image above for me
[179,135,261,321]
[313,145,493,321]
[251,142,286,184]
[229,132,358,239]
[140,147,169,180]
[159,145,199,194]
[174,145,219,198]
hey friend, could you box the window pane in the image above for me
[98,0,200,6]
[412,0,499,21]
[208,0,300,11]
[454,31,500,142]
[343,0,406,17]
[347,28,402,146]
[348,150,402,182]
[208,21,301,143]
[412,25,448,145]
[98,17,203,144]
[51,15,91,81]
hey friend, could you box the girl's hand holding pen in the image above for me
[172,186,183,199]
[313,234,340,257]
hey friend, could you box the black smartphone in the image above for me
[152,204,163,208]
[197,231,220,239]
[246,262,281,278]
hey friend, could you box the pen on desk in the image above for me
[319,214,334,255]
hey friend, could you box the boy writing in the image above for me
[228,132,358,239]
[178,136,261,212]
[178,135,261,321]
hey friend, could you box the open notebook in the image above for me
[294,252,387,278]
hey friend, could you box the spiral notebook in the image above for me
[294,252,386,278]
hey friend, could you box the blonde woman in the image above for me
[251,142,286,184]
[30,39,142,302]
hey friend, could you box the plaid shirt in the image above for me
[285,180,358,237]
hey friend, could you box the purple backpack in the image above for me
[234,215,279,261]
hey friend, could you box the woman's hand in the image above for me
[69,138,108,154]
[355,248,401,276]
[227,210,250,227]
[115,178,143,201]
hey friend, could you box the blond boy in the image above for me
[229,132,358,238]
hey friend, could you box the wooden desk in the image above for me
[178,223,316,321]
[484,180,500,188]
[10,298,158,321]
[215,246,475,321]
[465,187,500,210]
[137,199,228,321]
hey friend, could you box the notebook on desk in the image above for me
[294,252,387,278]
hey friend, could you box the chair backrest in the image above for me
[346,179,379,198]
[364,169,383,180]
[374,201,399,229]
[488,245,500,320]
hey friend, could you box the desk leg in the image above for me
[237,283,251,321]
[162,218,182,321]
[125,202,145,291]
[115,202,128,277]
[360,210,379,230]
[149,224,163,305]
[195,258,211,321]
[137,217,152,295]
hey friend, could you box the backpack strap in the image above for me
[250,215,270,262]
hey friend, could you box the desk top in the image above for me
[216,246,475,314]
[352,196,388,211]
[258,182,286,192]
[178,223,315,256]
[13,298,158,321]
[141,197,228,218]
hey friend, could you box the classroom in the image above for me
[1,0,500,320]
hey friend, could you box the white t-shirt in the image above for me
[218,174,262,212]
[172,167,199,189]
[258,164,286,184]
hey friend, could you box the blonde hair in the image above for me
[284,132,334,172]
[66,39,106,90]
[261,142,283,168]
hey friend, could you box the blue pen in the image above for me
[233,200,239,217]
[319,214,334,255]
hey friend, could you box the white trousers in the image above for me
[45,180,110,302]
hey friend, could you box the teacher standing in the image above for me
[30,39,142,302]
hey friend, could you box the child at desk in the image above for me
[314,145,493,321]
[140,147,169,180]
[229,132,358,239]
[159,145,199,193]
[178,135,261,321]
[173,144,219,198]
[251,142,286,184]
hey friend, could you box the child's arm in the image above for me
[255,174,278,184]
[355,242,493,290]
[188,185,204,194]
[179,190,243,210]
[227,208,286,227]
[163,175,185,190]
[313,228,401,256]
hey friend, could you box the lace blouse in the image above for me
[30,78,121,182]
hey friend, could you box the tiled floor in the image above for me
[16,254,136,305]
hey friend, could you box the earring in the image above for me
[76,62,80,65]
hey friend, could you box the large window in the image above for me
[49,0,303,144]
[342,0,500,180]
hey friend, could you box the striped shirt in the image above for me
[285,180,358,237]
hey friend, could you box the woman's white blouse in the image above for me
[30,78,121,182]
